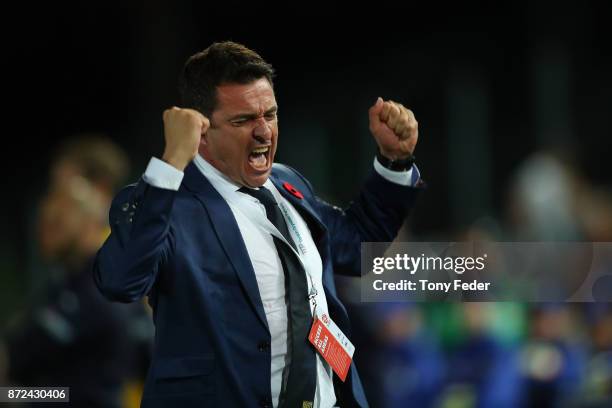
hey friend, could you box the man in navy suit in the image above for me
[94,41,422,408]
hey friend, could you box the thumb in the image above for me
[200,116,211,134]
[368,97,384,123]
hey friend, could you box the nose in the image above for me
[253,118,272,143]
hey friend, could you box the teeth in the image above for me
[252,146,269,154]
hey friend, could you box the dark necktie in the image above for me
[239,186,316,408]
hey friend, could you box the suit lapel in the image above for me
[270,174,327,244]
[182,163,269,333]
[270,173,352,332]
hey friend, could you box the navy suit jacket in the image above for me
[94,161,420,408]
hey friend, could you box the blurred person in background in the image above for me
[434,302,523,408]
[519,304,587,408]
[506,150,583,242]
[1,135,152,407]
[505,149,607,407]
[368,303,444,408]
[580,305,612,407]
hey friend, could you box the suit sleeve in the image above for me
[93,180,176,302]
[293,168,422,276]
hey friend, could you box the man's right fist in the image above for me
[162,107,210,171]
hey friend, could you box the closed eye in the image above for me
[229,107,278,126]
[231,118,248,126]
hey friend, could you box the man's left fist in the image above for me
[368,97,418,160]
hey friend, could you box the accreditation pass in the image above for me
[308,313,355,381]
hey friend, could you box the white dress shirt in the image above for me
[142,154,417,408]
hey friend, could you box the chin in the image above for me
[244,170,271,188]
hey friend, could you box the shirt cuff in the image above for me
[373,157,421,187]
[142,157,184,191]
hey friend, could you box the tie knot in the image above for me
[239,186,277,209]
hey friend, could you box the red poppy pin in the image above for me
[283,182,303,199]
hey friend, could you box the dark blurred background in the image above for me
[1,1,611,407]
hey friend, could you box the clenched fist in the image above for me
[162,107,210,171]
[368,97,418,161]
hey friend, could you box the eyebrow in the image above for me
[228,106,278,122]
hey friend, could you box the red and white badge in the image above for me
[308,313,355,382]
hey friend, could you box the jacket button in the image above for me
[258,342,270,352]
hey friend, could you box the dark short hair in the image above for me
[179,41,275,117]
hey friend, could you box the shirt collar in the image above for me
[193,154,275,199]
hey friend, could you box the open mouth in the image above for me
[248,145,271,171]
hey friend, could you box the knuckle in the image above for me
[183,110,196,121]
